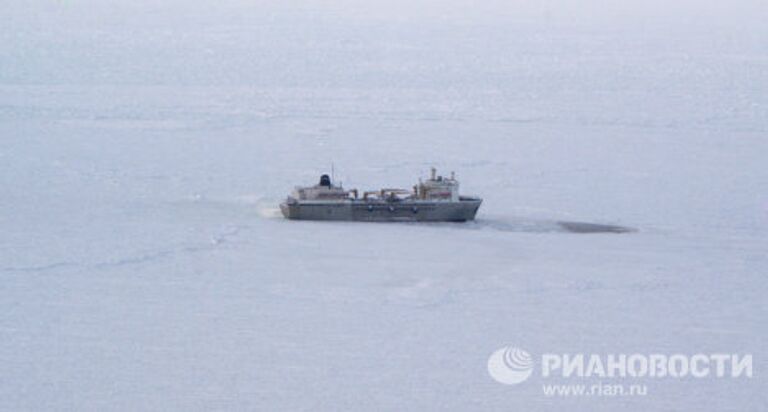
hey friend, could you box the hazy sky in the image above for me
[5,0,768,28]
[2,0,766,88]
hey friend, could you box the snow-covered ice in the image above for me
[1,1,766,410]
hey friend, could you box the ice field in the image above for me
[1,1,767,410]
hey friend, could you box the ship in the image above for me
[280,168,482,222]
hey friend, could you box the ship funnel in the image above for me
[430,167,436,180]
[450,171,455,180]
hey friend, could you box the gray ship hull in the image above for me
[280,197,482,222]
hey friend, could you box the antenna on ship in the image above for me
[331,162,335,186]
